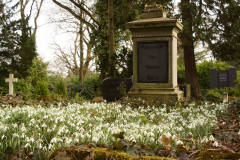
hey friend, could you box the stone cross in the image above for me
[5,74,18,95]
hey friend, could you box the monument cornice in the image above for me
[126,18,183,32]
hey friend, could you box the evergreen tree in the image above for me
[207,0,240,67]
[0,0,37,80]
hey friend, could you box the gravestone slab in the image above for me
[210,68,218,89]
[218,70,229,89]
[210,67,237,89]
[102,78,133,102]
[138,41,168,83]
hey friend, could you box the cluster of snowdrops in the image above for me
[0,101,233,156]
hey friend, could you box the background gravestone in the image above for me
[210,67,237,89]
[102,78,133,102]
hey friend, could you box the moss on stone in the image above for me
[45,146,179,160]
[196,151,240,160]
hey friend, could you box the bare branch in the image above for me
[52,0,96,30]
[69,0,100,26]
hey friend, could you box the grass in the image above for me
[0,101,232,159]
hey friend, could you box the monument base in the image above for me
[6,94,16,97]
[128,88,183,105]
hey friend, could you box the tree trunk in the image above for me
[181,0,203,99]
[79,0,84,84]
[108,0,115,77]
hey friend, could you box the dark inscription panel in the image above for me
[217,70,229,89]
[138,41,168,83]
[102,78,133,102]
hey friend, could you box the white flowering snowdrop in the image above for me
[25,143,31,148]
[13,133,19,138]
[42,123,47,128]
[1,135,6,139]
[209,135,215,141]
[176,140,183,145]
[0,100,229,156]
[201,136,209,143]
[213,141,218,147]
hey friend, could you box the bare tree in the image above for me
[49,1,96,81]
[19,0,44,36]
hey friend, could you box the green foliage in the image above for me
[208,0,240,66]
[178,60,232,89]
[27,55,49,87]
[67,83,94,100]
[34,81,50,100]
[65,74,98,100]
[205,89,222,102]
[204,87,236,98]
[14,78,32,93]
[115,47,133,78]
[55,79,68,99]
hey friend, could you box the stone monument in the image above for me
[126,4,183,104]
[5,74,18,95]
[210,67,237,89]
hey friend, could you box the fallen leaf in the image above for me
[183,145,190,151]
[160,135,173,147]
[162,146,171,157]
[231,116,236,119]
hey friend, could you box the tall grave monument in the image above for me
[126,5,183,104]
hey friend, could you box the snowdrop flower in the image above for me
[172,135,176,140]
[25,143,31,148]
[148,132,154,137]
[12,123,18,128]
[50,137,58,143]
[21,126,26,132]
[213,141,218,147]
[238,130,240,136]
[66,138,72,145]
[92,136,99,142]
[176,140,183,145]
[164,132,171,138]
[21,133,26,138]
[1,135,6,139]
[209,135,215,141]
[43,115,48,119]
[48,144,54,150]
[13,133,19,138]
[201,136,208,143]
[42,123,47,128]
[38,143,42,149]
[74,138,79,143]
[188,132,193,136]
[29,137,35,143]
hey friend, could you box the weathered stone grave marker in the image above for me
[125,4,183,104]
[102,78,133,102]
[210,67,237,89]
[5,74,18,95]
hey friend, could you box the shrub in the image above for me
[34,81,50,100]
[67,83,94,100]
[205,89,222,102]
[55,79,68,99]
[178,60,232,89]
[14,79,32,93]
